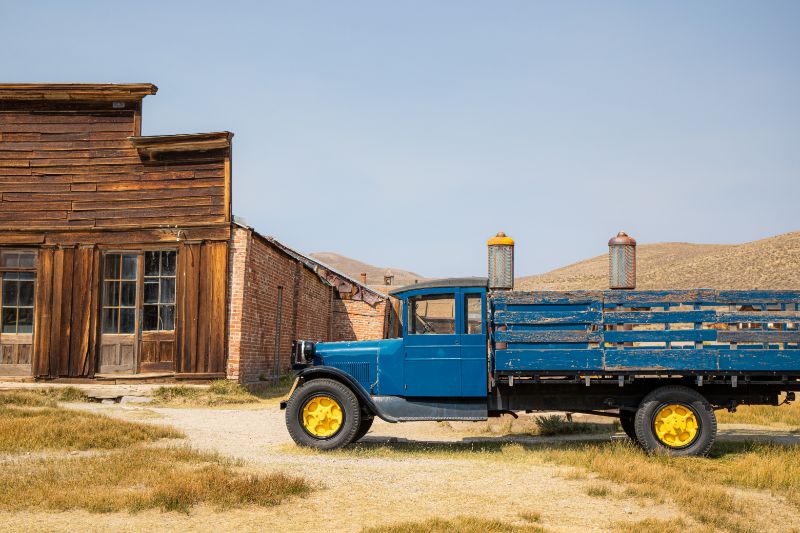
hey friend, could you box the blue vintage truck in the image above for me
[282,239,800,456]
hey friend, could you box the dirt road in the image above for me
[4,402,800,533]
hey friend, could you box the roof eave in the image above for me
[0,83,158,102]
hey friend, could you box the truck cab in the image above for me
[281,278,492,449]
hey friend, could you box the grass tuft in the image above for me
[533,414,608,436]
[0,387,89,408]
[0,447,310,513]
[361,516,546,533]
[716,401,800,427]
[151,380,260,406]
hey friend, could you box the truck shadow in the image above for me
[352,432,799,458]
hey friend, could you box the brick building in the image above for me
[0,83,388,383]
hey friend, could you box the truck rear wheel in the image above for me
[285,378,362,450]
[634,385,716,456]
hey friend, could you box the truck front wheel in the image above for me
[634,385,717,457]
[285,378,362,450]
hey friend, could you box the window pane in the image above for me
[119,308,135,333]
[121,254,138,280]
[120,281,137,307]
[143,305,158,331]
[464,294,483,334]
[19,272,35,280]
[144,282,159,304]
[18,281,35,307]
[160,278,175,304]
[409,294,455,335]
[0,252,20,268]
[1,308,16,333]
[104,254,120,279]
[17,252,35,269]
[145,252,160,276]
[103,281,119,307]
[161,251,176,276]
[160,305,175,331]
[3,279,19,307]
[16,308,33,333]
[102,308,118,333]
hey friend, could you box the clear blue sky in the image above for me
[2,1,799,278]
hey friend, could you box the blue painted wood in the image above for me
[604,330,717,343]
[604,349,720,371]
[495,291,603,305]
[494,310,601,325]
[495,349,604,371]
[603,311,716,324]
[718,350,800,371]
[717,312,800,323]
[496,330,602,343]
[717,330,800,343]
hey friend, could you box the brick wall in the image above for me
[227,226,387,383]
[332,299,388,341]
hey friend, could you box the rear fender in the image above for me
[280,366,398,423]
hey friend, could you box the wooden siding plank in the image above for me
[602,311,717,324]
[604,330,717,343]
[57,248,75,377]
[32,248,54,377]
[195,244,213,374]
[208,241,228,373]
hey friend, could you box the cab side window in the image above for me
[408,294,455,335]
[464,293,483,334]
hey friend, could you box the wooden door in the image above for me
[0,251,36,377]
[138,250,177,373]
[98,253,138,374]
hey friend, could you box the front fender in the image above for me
[279,366,399,423]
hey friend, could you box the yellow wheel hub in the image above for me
[302,395,343,438]
[653,404,699,448]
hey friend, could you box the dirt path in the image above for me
[4,402,800,533]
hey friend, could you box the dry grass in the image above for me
[361,515,545,533]
[0,405,182,452]
[0,447,310,513]
[0,390,181,452]
[151,377,294,406]
[612,518,713,533]
[0,387,88,407]
[716,401,800,427]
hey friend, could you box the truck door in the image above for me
[403,290,461,396]
[460,289,488,397]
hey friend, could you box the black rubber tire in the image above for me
[353,415,374,442]
[619,413,637,441]
[634,385,716,457]
[285,378,362,450]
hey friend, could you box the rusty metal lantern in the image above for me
[608,231,636,289]
[488,232,514,290]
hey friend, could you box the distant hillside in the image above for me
[517,232,800,291]
[310,252,425,290]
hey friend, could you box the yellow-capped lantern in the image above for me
[608,231,636,289]
[488,232,514,290]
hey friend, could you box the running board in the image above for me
[370,396,488,421]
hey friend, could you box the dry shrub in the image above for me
[0,405,181,452]
[362,516,546,533]
[0,447,309,513]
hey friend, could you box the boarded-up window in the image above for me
[143,251,176,331]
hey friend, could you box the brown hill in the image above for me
[517,232,800,291]
[310,252,425,290]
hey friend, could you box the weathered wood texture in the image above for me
[493,290,800,372]
[32,246,101,377]
[175,241,228,374]
[0,105,230,246]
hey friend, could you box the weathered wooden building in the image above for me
[0,83,388,382]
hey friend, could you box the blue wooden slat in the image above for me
[496,330,602,343]
[715,291,800,304]
[604,349,719,371]
[718,349,800,371]
[717,330,800,343]
[717,312,800,323]
[495,348,604,371]
[495,291,603,305]
[603,311,716,324]
[604,289,718,305]
[603,330,717,343]
[494,310,601,325]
